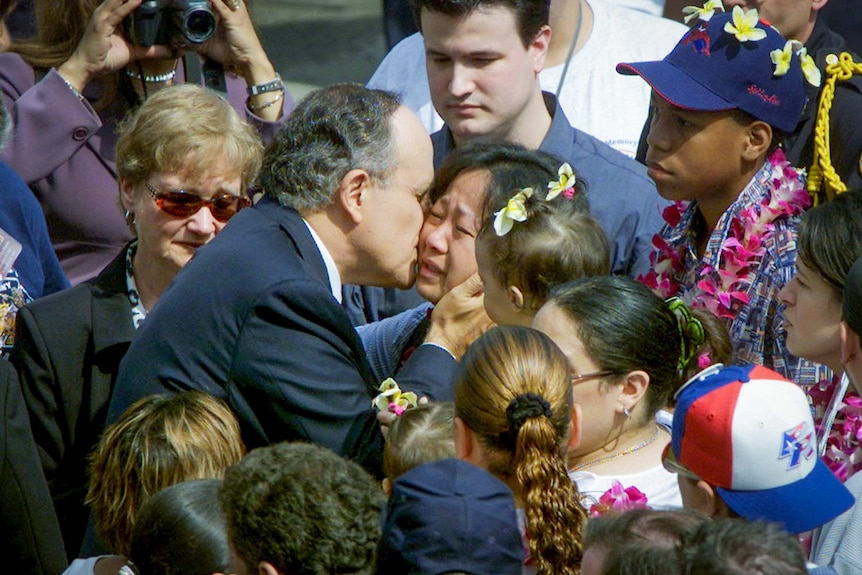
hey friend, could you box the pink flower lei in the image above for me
[588,481,650,518]
[808,377,862,482]
[639,149,810,319]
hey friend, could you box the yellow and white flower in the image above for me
[493,187,534,236]
[546,162,577,201]
[724,6,767,43]
[770,40,794,77]
[798,46,822,87]
[681,0,724,24]
[372,378,418,416]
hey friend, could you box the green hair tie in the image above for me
[666,297,706,372]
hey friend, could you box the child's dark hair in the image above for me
[426,141,587,210]
[797,189,862,293]
[584,508,710,575]
[383,402,456,481]
[583,508,710,554]
[547,276,730,415]
[477,181,609,312]
[456,325,587,575]
[680,519,808,575]
[411,0,549,48]
[128,479,229,575]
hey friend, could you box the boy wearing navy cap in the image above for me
[618,5,823,386]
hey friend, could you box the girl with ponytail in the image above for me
[455,325,587,575]
[533,275,730,512]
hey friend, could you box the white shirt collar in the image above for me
[302,219,342,303]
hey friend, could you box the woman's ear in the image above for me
[568,402,583,450]
[335,168,371,225]
[617,370,650,416]
[455,415,487,468]
[119,178,137,212]
[454,415,472,460]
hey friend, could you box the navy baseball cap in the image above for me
[617,8,806,132]
[376,459,523,575]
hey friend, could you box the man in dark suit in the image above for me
[108,84,467,476]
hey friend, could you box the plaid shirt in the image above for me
[660,158,829,387]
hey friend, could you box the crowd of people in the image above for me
[0,0,861,574]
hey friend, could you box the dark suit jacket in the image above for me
[0,357,67,575]
[10,248,134,559]
[108,198,458,476]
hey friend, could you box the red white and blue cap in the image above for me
[671,364,854,534]
[616,10,805,133]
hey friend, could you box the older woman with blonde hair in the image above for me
[0,0,289,283]
[11,83,262,557]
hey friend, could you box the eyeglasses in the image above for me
[147,184,250,223]
[661,443,700,481]
[570,370,615,383]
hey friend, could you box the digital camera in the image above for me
[125,0,217,47]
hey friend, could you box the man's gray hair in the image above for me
[258,83,402,213]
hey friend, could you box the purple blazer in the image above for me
[0,53,292,284]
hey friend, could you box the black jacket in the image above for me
[11,248,134,558]
[0,357,67,574]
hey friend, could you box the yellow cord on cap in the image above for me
[808,52,862,205]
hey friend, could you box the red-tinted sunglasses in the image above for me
[147,184,251,223]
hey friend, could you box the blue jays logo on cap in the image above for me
[681,24,711,55]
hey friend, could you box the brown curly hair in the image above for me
[455,325,587,575]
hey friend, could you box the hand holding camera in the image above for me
[125,0,218,47]
[56,0,280,119]
[57,0,174,93]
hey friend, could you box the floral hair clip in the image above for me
[546,162,577,201]
[724,6,766,43]
[771,40,822,86]
[493,187,534,236]
[372,378,417,416]
[681,0,724,24]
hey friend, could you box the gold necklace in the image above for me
[568,426,661,472]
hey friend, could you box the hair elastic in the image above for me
[666,297,706,372]
[506,392,552,434]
